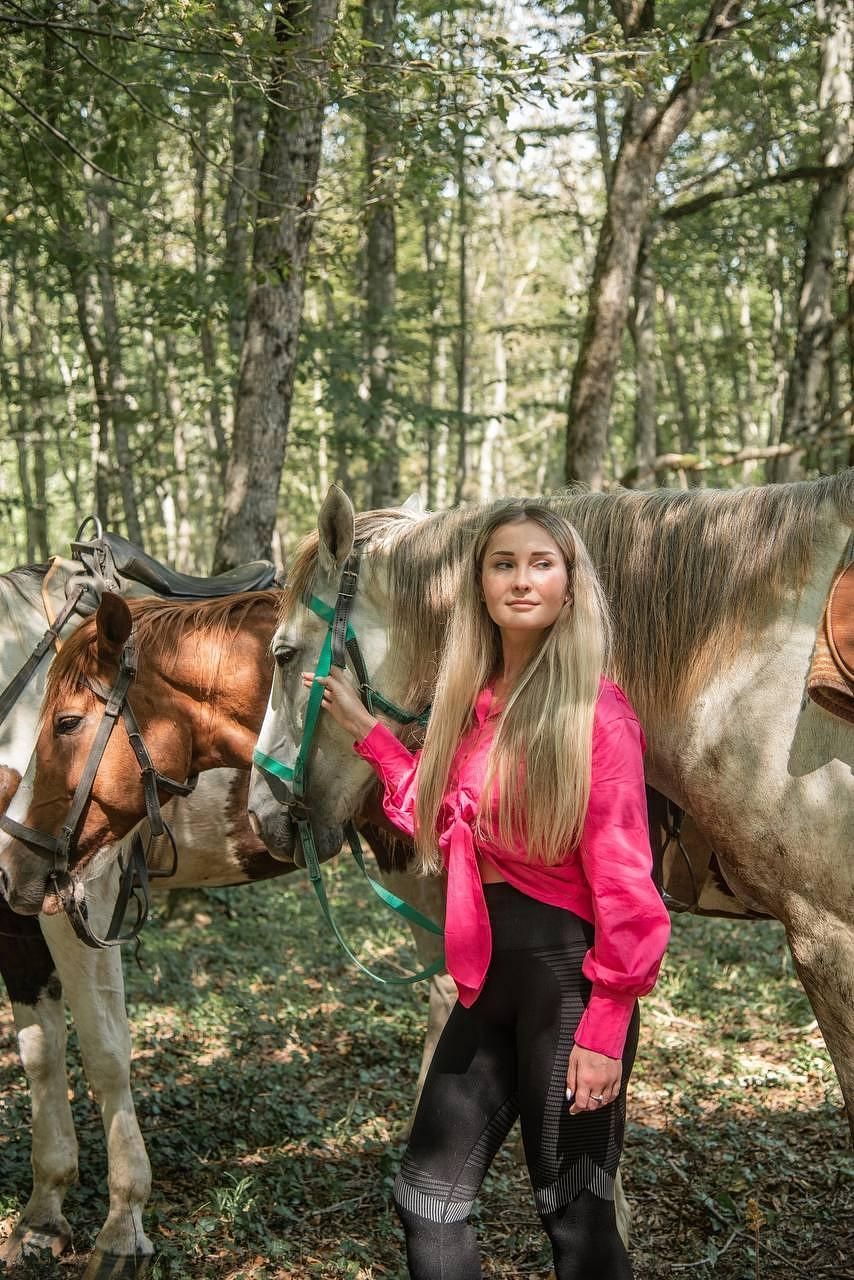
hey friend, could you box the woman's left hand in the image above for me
[565,1044,621,1115]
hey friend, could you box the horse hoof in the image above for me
[83,1249,153,1280]
[0,1218,73,1267]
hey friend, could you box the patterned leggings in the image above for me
[394,883,639,1279]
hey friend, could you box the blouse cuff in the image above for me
[353,720,416,781]
[573,986,637,1060]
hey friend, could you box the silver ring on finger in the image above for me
[590,1093,605,1104]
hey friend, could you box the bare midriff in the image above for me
[478,855,506,884]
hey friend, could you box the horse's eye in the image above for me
[55,715,84,736]
[275,647,299,669]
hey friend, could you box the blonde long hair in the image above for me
[413,502,611,871]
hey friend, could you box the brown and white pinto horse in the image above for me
[0,589,448,1278]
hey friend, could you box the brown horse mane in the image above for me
[280,472,854,731]
[41,590,277,723]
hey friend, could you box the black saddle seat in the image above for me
[77,532,276,598]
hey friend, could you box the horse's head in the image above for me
[248,486,426,866]
[0,593,195,914]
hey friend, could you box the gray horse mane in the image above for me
[284,473,854,730]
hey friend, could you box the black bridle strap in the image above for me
[0,583,86,729]
[85,677,199,838]
[52,831,153,949]
[330,549,361,671]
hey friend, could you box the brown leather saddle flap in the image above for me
[807,558,854,724]
[826,561,854,681]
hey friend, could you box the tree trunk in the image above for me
[764,227,789,451]
[565,0,743,488]
[422,213,439,508]
[92,192,143,545]
[1,267,35,561]
[775,0,853,479]
[453,122,470,505]
[213,0,339,572]
[629,230,657,486]
[71,267,111,527]
[191,101,227,489]
[363,0,399,508]
[22,274,50,561]
[223,97,261,363]
[661,288,695,454]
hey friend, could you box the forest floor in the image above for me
[1,859,851,1280]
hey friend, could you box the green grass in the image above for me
[1,859,851,1278]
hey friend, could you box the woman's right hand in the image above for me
[301,666,378,742]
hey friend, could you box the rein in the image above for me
[253,548,444,985]
[0,633,198,948]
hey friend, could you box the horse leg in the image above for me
[784,909,854,1140]
[0,906,77,1266]
[371,865,453,1102]
[39,868,154,1280]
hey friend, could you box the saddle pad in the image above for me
[807,560,854,724]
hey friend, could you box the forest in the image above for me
[1,6,853,1279]
[0,0,851,575]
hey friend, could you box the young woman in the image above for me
[303,501,671,1279]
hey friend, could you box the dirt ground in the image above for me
[1,868,851,1279]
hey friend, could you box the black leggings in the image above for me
[394,883,639,1280]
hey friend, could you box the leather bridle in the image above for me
[253,547,444,985]
[0,633,198,948]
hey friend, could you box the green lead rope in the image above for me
[297,818,444,986]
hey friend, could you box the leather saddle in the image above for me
[807,553,854,724]
[70,529,276,606]
[826,561,854,682]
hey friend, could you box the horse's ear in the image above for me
[95,592,133,661]
[400,492,425,514]
[318,485,355,572]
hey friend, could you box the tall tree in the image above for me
[565,0,743,489]
[213,0,340,571]
[363,0,400,508]
[775,0,852,479]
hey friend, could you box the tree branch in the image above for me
[649,0,744,158]
[0,80,132,183]
[620,408,854,484]
[661,162,851,220]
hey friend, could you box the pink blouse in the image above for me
[354,678,671,1060]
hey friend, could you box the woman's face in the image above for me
[480,519,569,637]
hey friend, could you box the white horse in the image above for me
[246,475,854,1137]
[0,565,449,1278]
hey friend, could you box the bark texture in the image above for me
[565,0,743,488]
[775,0,852,479]
[630,231,657,486]
[363,0,399,508]
[213,0,339,572]
[223,97,261,361]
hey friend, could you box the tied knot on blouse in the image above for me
[354,679,671,1061]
